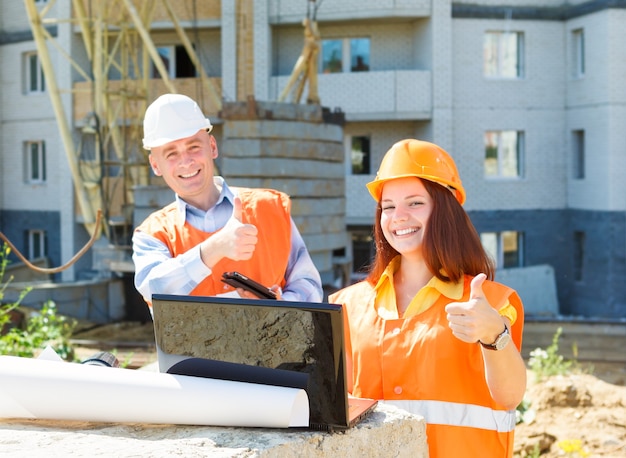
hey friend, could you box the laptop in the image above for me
[151,294,377,431]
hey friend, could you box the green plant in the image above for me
[0,243,76,360]
[527,326,577,381]
[1,243,32,334]
[110,349,134,368]
[515,395,534,425]
[0,300,76,360]
[526,444,541,458]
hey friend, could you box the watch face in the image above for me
[494,332,511,350]
[481,326,511,350]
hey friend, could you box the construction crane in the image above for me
[278,0,323,105]
[23,0,222,239]
[23,0,319,243]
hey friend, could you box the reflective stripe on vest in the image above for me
[382,399,516,432]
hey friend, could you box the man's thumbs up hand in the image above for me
[200,196,258,267]
[220,196,258,261]
[230,195,244,223]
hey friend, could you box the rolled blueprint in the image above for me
[0,355,309,428]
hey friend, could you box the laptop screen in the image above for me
[151,294,349,429]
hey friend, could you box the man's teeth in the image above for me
[395,228,416,236]
[180,170,199,178]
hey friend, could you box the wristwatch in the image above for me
[480,325,511,351]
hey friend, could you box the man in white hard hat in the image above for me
[132,94,323,311]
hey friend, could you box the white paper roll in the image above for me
[0,356,309,428]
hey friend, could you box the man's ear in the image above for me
[148,153,162,176]
[209,135,219,159]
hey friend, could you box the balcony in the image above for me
[269,0,431,23]
[270,70,432,121]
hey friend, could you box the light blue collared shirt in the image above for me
[132,177,323,304]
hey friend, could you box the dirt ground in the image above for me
[71,321,626,457]
[72,321,158,369]
[515,372,626,457]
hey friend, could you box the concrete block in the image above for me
[132,186,174,209]
[221,138,344,162]
[133,207,155,228]
[225,120,343,142]
[309,250,333,273]
[303,232,348,252]
[293,214,346,235]
[496,264,559,317]
[226,178,344,199]
[0,403,428,457]
[221,157,345,179]
[290,198,345,217]
[220,100,323,123]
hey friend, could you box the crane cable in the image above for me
[0,210,103,274]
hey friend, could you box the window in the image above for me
[350,38,370,72]
[572,130,585,179]
[573,231,585,282]
[484,130,524,178]
[321,40,342,73]
[572,28,585,78]
[25,140,47,184]
[151,45,195,79]
[27,230,46,260]
[483,31,523,78]
[25,52,45,93]
[481,231,524,268]
[321,38,370,74]
[350,136,371,175]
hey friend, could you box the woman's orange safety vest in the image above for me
[330,276,524,458]
[136,188,292,298]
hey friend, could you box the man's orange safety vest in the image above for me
[136,188,292,298]
[330,276,524,458]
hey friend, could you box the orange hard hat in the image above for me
[366,139,466,205]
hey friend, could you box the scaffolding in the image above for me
[23,0,222,239]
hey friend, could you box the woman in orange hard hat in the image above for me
[329,139,526,458]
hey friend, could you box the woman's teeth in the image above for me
[395,228,416,236]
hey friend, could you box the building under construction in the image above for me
[1,0,626,320]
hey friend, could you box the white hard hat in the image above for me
[142,94,213,150]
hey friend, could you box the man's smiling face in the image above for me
[148,129,219,210]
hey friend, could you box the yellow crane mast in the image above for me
[22,0,222,238]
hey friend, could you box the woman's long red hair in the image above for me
[367,178,494,284]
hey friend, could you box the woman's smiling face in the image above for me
[380,177,433,257]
